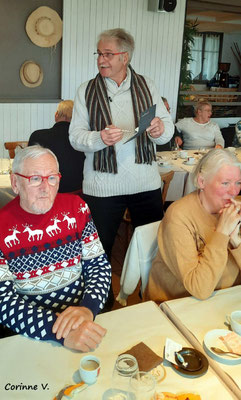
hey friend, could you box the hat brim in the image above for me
[26,6,62,48]
[20,61,43,88]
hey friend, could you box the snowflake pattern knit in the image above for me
[0,193,111,344]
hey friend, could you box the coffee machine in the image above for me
[218,62,230,88]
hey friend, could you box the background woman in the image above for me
[175,101,224,150]
[145,149,241,303]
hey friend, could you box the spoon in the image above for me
[210,347,241,357]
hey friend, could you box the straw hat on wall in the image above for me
[20,60,43,88]
[26,6,63,48]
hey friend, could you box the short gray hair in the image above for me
[98,28,135,63]
[12,145,59,174]
[192,148,240,188]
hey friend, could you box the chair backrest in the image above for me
[4,141,28,159]
[161,170,174,203]
[117,220,161,306]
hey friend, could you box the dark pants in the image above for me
[83,188,163,311]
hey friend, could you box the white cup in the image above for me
[179,150,188,159]
[226,311,241,335]
[79,355,100,385]
[186,157,195,165]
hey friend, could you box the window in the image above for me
[189,32,222,82]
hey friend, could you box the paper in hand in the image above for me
[124,104,156,144]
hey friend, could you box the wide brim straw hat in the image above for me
[26,6,63,48]
[20,60,43,88]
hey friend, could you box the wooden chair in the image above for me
[161,170,174,203]
[4,141,28,159]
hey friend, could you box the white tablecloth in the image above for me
[161,285,241,397]
[0,301,235,399]
[157,149,241,202]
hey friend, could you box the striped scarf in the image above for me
[85,66,155,174]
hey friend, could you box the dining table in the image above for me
[0,301,236,400]
[157,148,241,202]
[161,285,241,398]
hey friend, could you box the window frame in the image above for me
[191,32,223,83]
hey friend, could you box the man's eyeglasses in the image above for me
[15,173,62,187]
[93,51,126,60]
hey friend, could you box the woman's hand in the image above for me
[230,222,241,249]
[216,203,241,237]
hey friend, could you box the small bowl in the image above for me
[175,348,203,372]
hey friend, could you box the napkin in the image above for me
[120,342,163,372]
[219,332,241,355]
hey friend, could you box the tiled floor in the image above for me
[111,221,141,311]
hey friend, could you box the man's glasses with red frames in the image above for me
[14,173,62,187]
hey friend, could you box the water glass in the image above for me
[129,371,156,400]
[109,354,138,399]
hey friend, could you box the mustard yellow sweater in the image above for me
[145,191,241,303]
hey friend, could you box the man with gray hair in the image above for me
[69,28,174,307]
[0,145,111,351]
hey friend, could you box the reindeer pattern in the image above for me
[3,207,85,246]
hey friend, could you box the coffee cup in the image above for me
[226,311,241,335]
[79,355,100,385]
[179,150,188,159]
[186,157,195,165]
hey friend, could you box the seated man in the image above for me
[28,100,85,193]
[0,145,111,351]
[175,101,224,150]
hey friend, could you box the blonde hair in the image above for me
[194,100,212,115]
[56,100,74,120]
[192,149,240,188]
[98,28,135,63]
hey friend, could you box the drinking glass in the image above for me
[108,354,138,399]
[129,371,156,400]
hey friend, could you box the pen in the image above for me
[105,128,131,133]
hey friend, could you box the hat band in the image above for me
[35,16,55,38]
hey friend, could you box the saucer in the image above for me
[204,329,241,364]
[183,160,195,166]
[170,348,208,377]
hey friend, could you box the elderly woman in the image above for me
[144,149,241,303]
[175,101,224,150]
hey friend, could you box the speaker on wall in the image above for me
[148,0,177,13]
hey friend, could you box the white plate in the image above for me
[203,329,241,364]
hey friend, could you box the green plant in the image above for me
[180,19,199,90]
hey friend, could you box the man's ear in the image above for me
[123,52,129,66]
[55,111,59,122]
[11,173,20,195]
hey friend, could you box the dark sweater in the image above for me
[28,122,85,193]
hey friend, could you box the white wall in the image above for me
[0,0,186,157]
[222,32,241,76]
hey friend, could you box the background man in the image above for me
[28,100,85,194]
[0,146,110,351]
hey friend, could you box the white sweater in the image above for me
[175,118,224,150]
[69,68,174,197]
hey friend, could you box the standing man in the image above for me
[69,28,173,305]
[29,100,85,194]
[0,146,110,350]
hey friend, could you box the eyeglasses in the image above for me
[93,51,126,60]
[15,173,62,187]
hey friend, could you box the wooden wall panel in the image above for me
[0,0,186,157]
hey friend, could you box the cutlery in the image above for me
[210,347,241,357]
